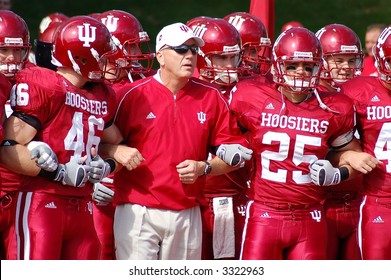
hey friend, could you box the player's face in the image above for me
[284,61,315,80]
[0,47,26,78]
[325,54,357,81]
[209,53,241,85]
[211,53,241,69]
[281,61,317,93]
[100,54,121,82]
[0,47,24,63]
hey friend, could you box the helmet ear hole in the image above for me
[79,57,87,65]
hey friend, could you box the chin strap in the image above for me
[313,88,340,114]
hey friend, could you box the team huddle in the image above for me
[0,8,389,261]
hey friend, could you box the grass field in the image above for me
[12,0,391,53]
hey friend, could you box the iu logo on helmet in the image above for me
[101,15,119,33]
[226,15,245,30]
[78,23,97,47]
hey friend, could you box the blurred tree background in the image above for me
[11,0,391,53]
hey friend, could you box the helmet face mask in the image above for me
[276,59,321,92]
[200,51,242,85]
[322,53,363,86]
[272,27,322,94]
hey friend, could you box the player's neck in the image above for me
[280,87,310,103]
[57,68,88,88]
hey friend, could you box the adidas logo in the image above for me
[265,103,274,110]
[146,112,156,119]
[45,202,57,209]
[260,212,271,218]
[372,216,384,223]
[371,95,380,102]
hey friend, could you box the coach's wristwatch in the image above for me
[203,160,212,175]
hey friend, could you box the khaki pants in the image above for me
[114,203,202,260]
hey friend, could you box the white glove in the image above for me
[216,144,253,167]
[309,159,342,186]
[92,183,114,205]
[54,158,91,188]
[28,141,58,172]
[88,155,112,183]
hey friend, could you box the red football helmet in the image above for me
[0,10,31,79]
[315,24,363,86]
[190,17,243,85]
[281,21,303,33]
[272,27,322,93]
[52,16,120,81]
[186,16,212,31]
[224,12,271,75]
[39,12,69,38]
[35,21,62,71]
[374,26,391,84]
[96,10,154,74]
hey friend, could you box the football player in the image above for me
[0,10,29,260]
[231,27,368,259]
[315,23,364,260]
[340,26,391,259]
[0,16,142,260]
[188,17,249,260]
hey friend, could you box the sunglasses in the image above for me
[163,45,199,55]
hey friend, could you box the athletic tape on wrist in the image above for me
[38,165,60,180]
[105,158,116,173]
[338,166,349,181]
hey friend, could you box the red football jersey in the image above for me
[10,67,117,197]
[113,74,247,210]
[361,56,379,77]
[231,79,355,204]
[204,84,251,197]
[0,73,11,139]
[342,76,391,197]
[316,82,364,195]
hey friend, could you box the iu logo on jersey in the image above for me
[78,23,97,47]
[197,112,206,124]
[101,15,119,32]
